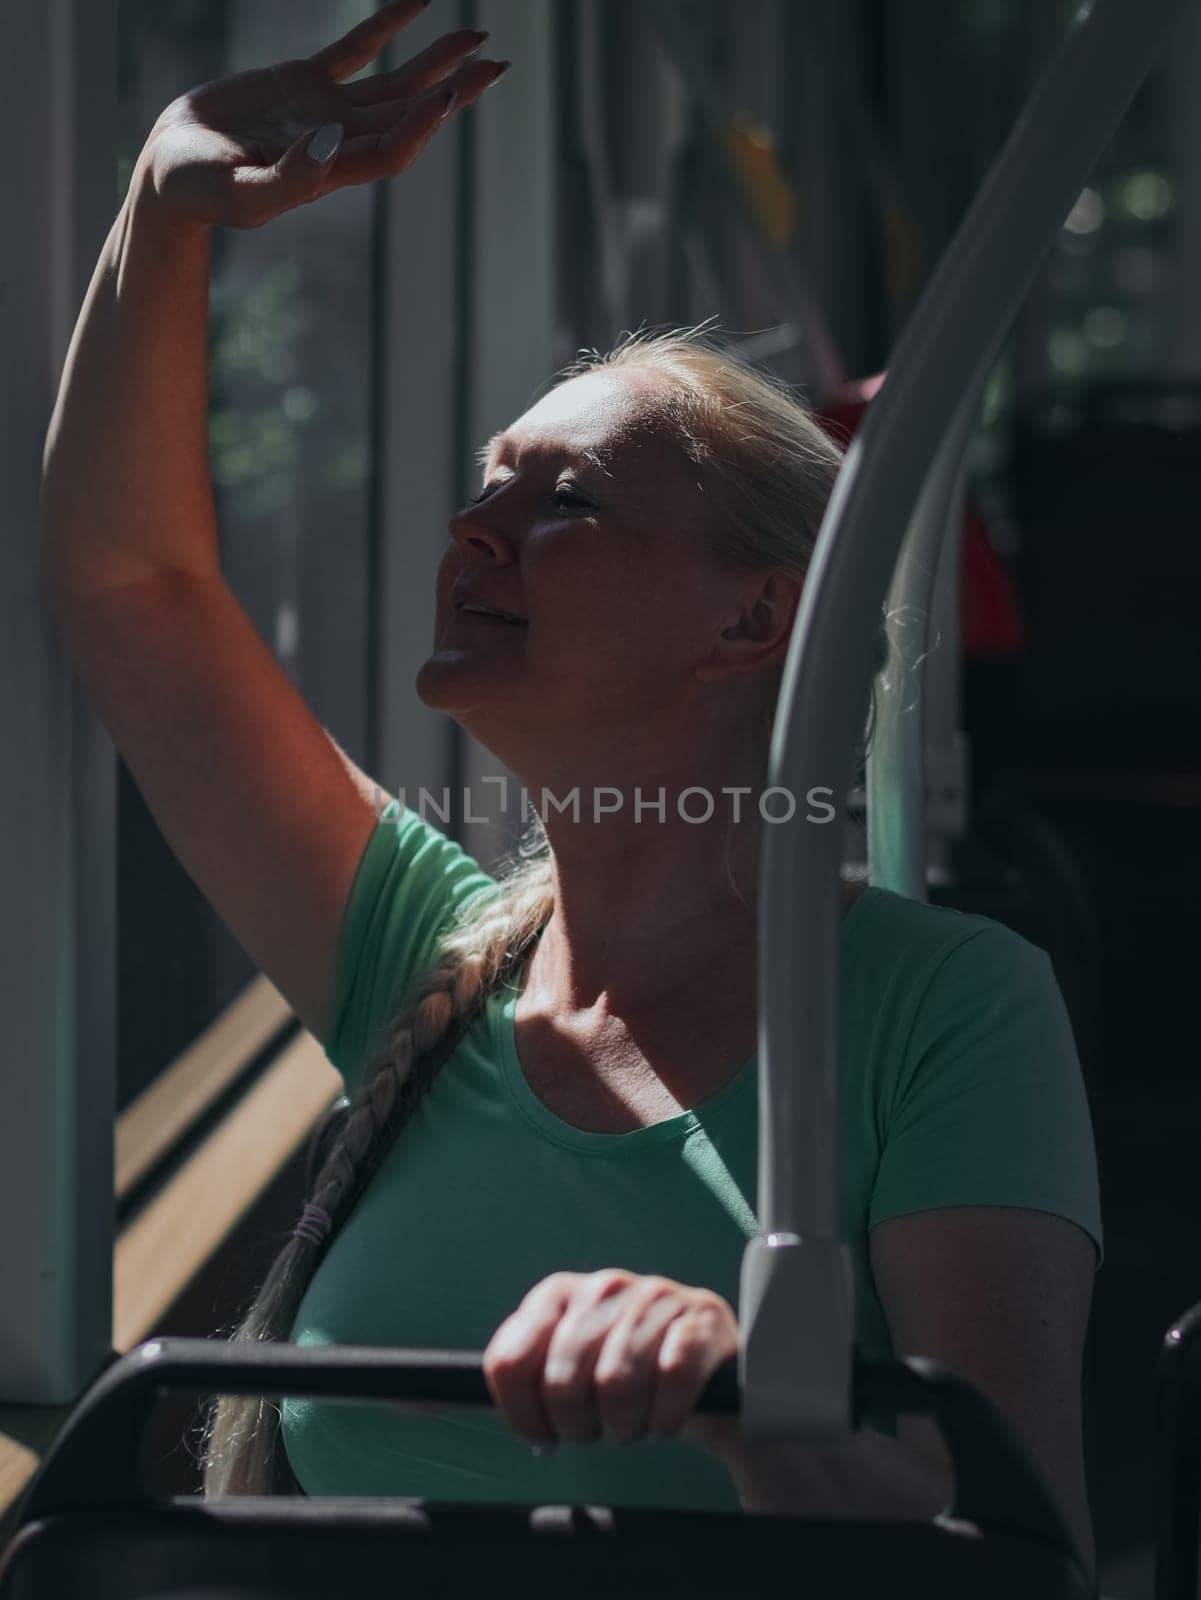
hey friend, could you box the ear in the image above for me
[693,569,804,684]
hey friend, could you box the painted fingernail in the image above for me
[465,29,490,52]
[490,60,511,81]
[440,88,458,120]
[306,124,343,164]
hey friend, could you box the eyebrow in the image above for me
[476,432,609,476]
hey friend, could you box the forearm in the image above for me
[722,1422,1096,1586]
[40,137,220,601]
[725,1422,953,1521]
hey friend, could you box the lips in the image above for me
[455,608,524,625]
[451,591,527,624]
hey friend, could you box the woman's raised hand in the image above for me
[135,0,507,231]
[481,1269,741,1451]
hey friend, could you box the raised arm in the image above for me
[39,3,506,1041]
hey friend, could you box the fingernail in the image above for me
[440,88,458,120]
[306,124,343,164]
[491,60,511,81]
[465,29,490,52]
[530,1440,558,1457]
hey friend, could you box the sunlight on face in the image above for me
[416,369,746,752]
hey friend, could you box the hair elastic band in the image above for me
[293,1201,333,1249]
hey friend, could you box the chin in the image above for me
[414,663,471,715]
[415,655,509,719]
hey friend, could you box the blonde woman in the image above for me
[40,1,1101,1583]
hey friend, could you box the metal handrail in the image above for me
[866,385,980,900]
[741,0,1183,1443]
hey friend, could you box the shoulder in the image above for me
[324,799,499,1085]
[372,797,494,881]
[848,882,1034,969]
[843,888,1087,1143]
[858,890,1102,1267]
[364,799,502,926]
[843,884,1048,1035]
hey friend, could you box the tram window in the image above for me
[114,1,376,1110]
[1036,82,1181,387]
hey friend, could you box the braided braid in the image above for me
[199,839,555,1498]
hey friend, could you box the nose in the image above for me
[447,502,517,565]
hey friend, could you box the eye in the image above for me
[463,485,592,512]
[549,487,591,511]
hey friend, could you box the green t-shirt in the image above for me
[281,800,1102,1509]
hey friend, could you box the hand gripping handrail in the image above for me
[14,1336,1076,1556]
[741,0,1183,1444]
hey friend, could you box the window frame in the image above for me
[1,0,119,1408]
[454,0,559,863]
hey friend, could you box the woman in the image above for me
[39,0,1101,1578]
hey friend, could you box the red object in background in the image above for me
[814,374,1025,658]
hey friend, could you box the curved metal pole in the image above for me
[866,386,981,901]
[923,445,971,891]
[741,0,1183,1442]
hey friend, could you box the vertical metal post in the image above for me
[372,3,472,818]
[866,389,979,901]
[923,454,971,893]
[456,0,558,865]
[0,0,117,1401]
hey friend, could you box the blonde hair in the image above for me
[199,322,878,1496]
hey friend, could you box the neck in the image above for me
[517,739,768,1015]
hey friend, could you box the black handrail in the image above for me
[14,1336,1078,1573]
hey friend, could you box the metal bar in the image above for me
[922,447,971,892]
[13,1338,733,1518]
[456,0,557,863]
[742,0,1184,1443]
[866,387,980,900]
[373,0,466,826]
[18,1337,1072,1554]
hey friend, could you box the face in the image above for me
[416,370,766,762]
